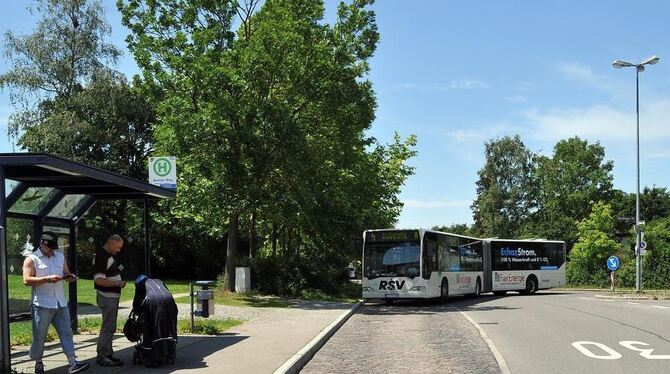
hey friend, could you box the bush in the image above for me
[248,253,350,297]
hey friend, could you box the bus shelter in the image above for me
[0,153,176,372]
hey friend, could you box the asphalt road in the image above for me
[303,291,670,374]
[453,290,670,374]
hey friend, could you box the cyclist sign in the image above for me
[607,256,620,271]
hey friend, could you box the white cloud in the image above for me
[448,79,489,89]
[403,199,471,209]
[398,79,489,92]
[521,98,670,143]
[506,95,527,103]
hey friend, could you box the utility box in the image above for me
[194,280,215,318]
[235,267,251,293]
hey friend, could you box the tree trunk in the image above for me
[249,212,256,259]
[271,222,277,257]
[224,212,238,292]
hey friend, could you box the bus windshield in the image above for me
[364,242,421,279]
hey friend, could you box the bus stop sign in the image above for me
[607,256,620,271]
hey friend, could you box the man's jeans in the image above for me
[96,293,120,358]
[30,305,76,366]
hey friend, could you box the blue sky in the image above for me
[2,1,670,229]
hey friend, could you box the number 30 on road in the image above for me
[572,341,670,360]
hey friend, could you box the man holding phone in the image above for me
[22,231,90,374]
[93,234,126,367]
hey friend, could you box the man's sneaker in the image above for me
[34,362,45,374]
[68,361,90,373]
[106,355,123,365]
[97,356,122,367]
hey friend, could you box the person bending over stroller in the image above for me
[124,275,178,367]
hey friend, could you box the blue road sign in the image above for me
[607,256,620,271]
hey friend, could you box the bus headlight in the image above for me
[363,287,374,292]
[410,286,426,291]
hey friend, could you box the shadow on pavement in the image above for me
[359,292,568,315]
[113,335,249,373]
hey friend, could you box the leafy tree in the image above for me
[640,216,670,289]
[472,135,534,238]
[567,202,620,286]
[431,223,472,237]
[532,137,613,247]
[120,0,415,291]
[1,0,121,142]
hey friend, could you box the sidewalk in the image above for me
[10,299,358,374]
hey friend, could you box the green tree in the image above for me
[431,223,472,236]
[532,137,614,247]
[567,202,619,286]
[641,216,670,289]
[120,0,415,292]
[1,0,121,142]
[472,135,534,238]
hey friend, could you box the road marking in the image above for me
[572,341,622,360]
[626,302,640,305]
[456,308,511,374]
[651,305,670,309]
[620,341,670,359]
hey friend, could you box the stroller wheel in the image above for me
[166,357,174,365]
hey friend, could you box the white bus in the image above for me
[361,229,566,303]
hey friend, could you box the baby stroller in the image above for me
[123,275,178,367]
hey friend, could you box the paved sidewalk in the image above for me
[10,300,355,374]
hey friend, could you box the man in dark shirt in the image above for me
[93,234,126,367]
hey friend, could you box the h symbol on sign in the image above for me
[157,162,168,174]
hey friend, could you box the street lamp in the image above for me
[612,55,659,293]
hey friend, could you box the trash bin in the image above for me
[191,280,215,318]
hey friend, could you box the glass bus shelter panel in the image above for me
[4,179,20,197]
[9,187,59,215]
[6,217,35,315]
[47,194,88,219]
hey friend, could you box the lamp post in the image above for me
[612,55,659,293]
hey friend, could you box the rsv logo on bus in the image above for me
[379,280,406,290]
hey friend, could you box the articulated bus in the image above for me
[361,229,566,303]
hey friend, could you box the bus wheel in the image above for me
[493,291,507,296]
[440,279,449,303]
[474,278,481,298]
[525,276,538,295]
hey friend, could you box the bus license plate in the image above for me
[385,293,399,298]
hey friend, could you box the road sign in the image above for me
[607,256,620,271]
[149,156,177,190]
[640,241,647,250]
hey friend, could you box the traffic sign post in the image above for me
[607,256,620,293]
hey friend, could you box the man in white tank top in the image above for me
[22,232,90,374]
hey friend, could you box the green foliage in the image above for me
[640,217,670,288]
[1,0,121,141]
[177,318,244,335]
[120,0,415,291]
[431,223,473,237]
[250,252,350,297]
[472,135,534,238]
[567,202,620,286]
[532,137,614,247]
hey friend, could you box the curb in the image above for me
[454,306,511,374]
[594,294,669,300]
[273,301,362,374]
